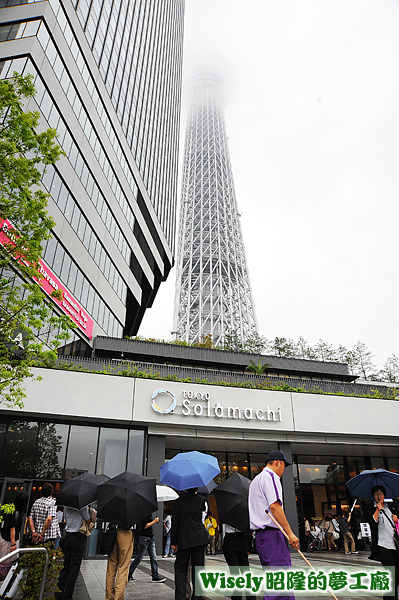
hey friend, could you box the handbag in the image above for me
[380,509,399,550]
[99,524,118,555]
[332,531,339,540]
[79,518,95,537]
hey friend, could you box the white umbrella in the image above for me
[156,485,179,502]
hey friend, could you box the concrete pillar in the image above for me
[147,435,166,557]
[278,442,299,544]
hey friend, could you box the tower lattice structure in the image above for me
[173,73,258,346]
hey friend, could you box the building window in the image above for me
[65,425,98,478]
[127,430,145,474]
[0,421,38,478]
[97,428,128,478]
[34,423,69,479]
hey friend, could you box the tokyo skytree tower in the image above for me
[173,73,258,346]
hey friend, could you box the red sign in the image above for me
[0,219,94,339]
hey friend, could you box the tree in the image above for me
[269,337,297,357]
[0,73,73,407]
[346,341,378,381]
[245,358,271,375]
[196,334,215,349]
[379,354,399,383]
[295,336,317,360]
[223,329,244,353]
[243,330,267,354]
[312,339,338,362]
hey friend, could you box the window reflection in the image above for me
[127,430,144,474]
[97,428,128,478]
[65,425,98,478]
[1,421,38,478]
[34,423,69,479]
[228,453,250,478]
[250,454,266,480]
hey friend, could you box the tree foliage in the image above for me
[245,358,271,375]
[0,73,73,407]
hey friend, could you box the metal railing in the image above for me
[0,547,49,600]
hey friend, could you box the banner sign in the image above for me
[0,219,93,339]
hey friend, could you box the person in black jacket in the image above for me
[0,493,28,580]
[171,488,209,600]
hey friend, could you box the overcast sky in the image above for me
[139,0,399,369]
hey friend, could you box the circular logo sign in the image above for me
[151,389,176,414]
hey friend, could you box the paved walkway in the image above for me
[75,551,388,599]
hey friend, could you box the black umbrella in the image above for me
[97,471,158,529]
[57,473,110,509]
[197,479,218,494]
[214,472,250,534]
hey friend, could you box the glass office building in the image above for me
[0,0,184,354]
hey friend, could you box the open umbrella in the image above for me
[197,479,218,494]
[214,472,250,534]
[97,471,157,529]
[156,485,179,502]
[57,473,110,509]
[160,451,220,491]
[346,469,399,500]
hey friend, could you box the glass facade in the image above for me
[0,417,145,481]
[0,0,184,346]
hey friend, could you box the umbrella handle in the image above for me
[265,510,339,600]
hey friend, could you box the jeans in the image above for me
[164,530,173,556]
[129,536,159,579]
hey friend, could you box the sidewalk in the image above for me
[75,551,387,599]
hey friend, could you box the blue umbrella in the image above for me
[346,469,399,500]
[160,451,220,491]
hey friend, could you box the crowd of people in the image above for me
[0,456,398,600]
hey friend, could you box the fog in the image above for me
[139,0,399,368]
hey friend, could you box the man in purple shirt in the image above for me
[249,450,299,600]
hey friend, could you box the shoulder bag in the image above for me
[380,509,399,550]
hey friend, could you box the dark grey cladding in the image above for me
[92,337,355,381]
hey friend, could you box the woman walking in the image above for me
[369,484,399,600]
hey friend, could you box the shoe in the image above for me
[345,552,351,555]
[162,555,166,558]
[352,551,359,554]
[128,577,136,582]
[152,576,166,583]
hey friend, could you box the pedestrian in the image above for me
[128,514,166,583]
[324,516,337,551]
[337,512,358,555]
[249,449,299,600]
[368,484,399,600]
[163,512,174,557]
[0,492,28,580]
[28,483,60,548]
[304,516,310,537]
[56,505,91,600]
[171,488,209,600]
[106,527,134,600]
[204,511,217,555]
[223,524,252,599]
